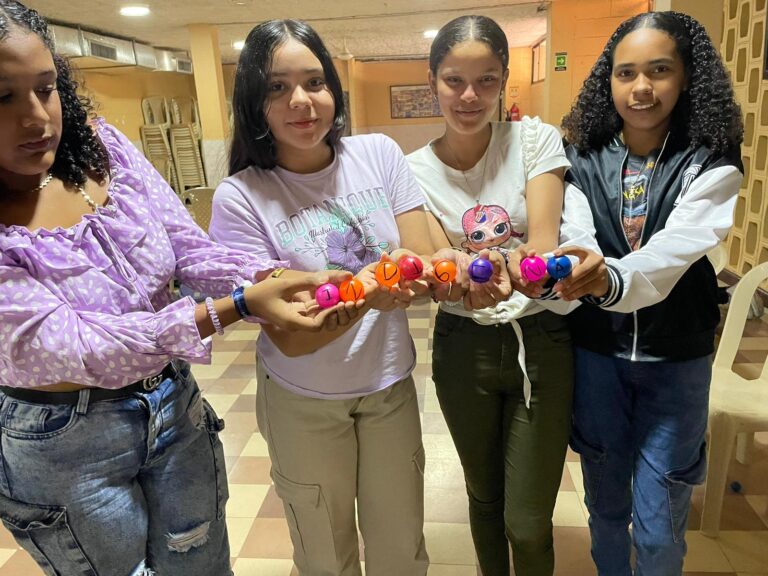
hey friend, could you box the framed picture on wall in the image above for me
[390,85,442,119]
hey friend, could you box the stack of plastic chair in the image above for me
[140,124,178,193]
[701,260,768,537]
[141,96,170,127]
[170,124,207,190]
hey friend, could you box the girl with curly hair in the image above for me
[0,2,351,574]
[556,11,743,575]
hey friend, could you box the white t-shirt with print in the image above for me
[210,134,424,399]
[407,117,583,325]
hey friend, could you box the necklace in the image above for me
[33,173,54,192]
[77,184,99,212]
[441,136,489,206]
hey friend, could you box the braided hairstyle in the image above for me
[0,1,108,186]
[562,11,743,156]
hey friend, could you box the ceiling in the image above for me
[28,0,548,64]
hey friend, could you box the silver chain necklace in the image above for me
[441,136,490,206]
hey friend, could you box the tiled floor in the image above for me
[0,301,766,575]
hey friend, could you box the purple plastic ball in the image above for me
[468,258,494,283]
[315,283,340,309]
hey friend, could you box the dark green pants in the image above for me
[432,309,574,576]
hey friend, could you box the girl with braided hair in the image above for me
[555,11,743,575]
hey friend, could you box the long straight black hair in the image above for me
[228,19,346,175]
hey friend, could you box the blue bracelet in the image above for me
[232,286,251,318]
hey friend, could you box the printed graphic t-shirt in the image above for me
[209,133,425,398]
[621,151,659,251]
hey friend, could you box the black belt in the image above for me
[0,363,177,405]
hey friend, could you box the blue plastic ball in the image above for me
[546,255,573,280]
[468,258,494,283]
[730,481,742,493]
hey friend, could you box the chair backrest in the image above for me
[707,242,728,275]
[713,261,768,378]
[141,97,170,126]
[182,187,215,233]
[140,124,178,192]
[169,124,207,190]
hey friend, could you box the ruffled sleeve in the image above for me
[0,262,211,389]
[96,120,287,293]
[520,115,571,181]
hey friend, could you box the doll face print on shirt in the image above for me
[460,203,523,253]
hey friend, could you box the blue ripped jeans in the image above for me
[0,361,232,576]
[570,348,710,576]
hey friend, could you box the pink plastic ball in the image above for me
[315,283,341,308]
[520,256,547,282]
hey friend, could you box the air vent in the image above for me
[80,31,136,67]
[176,58,193,74]
[88,39,118,61]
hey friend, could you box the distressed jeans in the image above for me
[0,361,232,576]
[570,348,710,576]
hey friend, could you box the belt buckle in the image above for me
[141,373,163,392]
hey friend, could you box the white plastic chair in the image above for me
[707,242,728,275]
[701,260,768,537]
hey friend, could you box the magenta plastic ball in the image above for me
[468,258,494,283]
[315,283,340,308]
[520,256,547,282]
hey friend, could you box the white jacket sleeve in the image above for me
[600,164,742,313]
[536,183,603,313]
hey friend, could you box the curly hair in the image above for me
[0,0,109,186]
[562,11,743,156]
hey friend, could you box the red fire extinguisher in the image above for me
[508,102,521,122]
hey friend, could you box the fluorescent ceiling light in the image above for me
[233,40,245,51]
[120,5,150,17]
[423,29,438,39]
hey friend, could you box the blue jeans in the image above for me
[0,361,232,576]
[570,348,710,576]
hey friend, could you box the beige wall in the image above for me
[79,67,197,142]
[721,0,767,274]
[654,0,724,46]
[544,0,649,126]
[505,46,534,118]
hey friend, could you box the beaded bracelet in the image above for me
[205,297,225,336]
[232,286,251,318]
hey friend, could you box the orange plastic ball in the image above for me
[339,278,365,302]
[433,259,457,284]
[375,261,401,287]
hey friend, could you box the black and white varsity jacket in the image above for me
[564,135,743,361]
